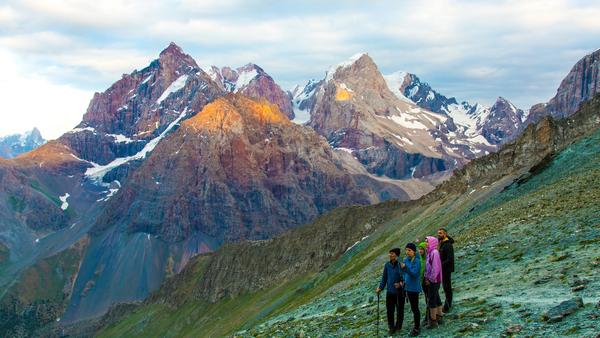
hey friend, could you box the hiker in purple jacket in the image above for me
[424,236,443,329]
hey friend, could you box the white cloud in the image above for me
[0,51,91,140]
[0,0,599,135]
[464,66,504,79]
[0,31,73,53]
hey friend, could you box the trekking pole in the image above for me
[377,292,380,337]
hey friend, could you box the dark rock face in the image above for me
[92,94,383,243]
[208,63,294,119]
[354,141,448,179]
[58,131,146,165]
[400,73,459,114]
[526,49,600,125]
[0,128,45,158]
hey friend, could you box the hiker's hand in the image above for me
[376,287,381,294]
[425,280,430,286]
[401,263,406,269]
[394,282,400,289]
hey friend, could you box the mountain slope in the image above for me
[95,93,600,338]
[0,128,46,158]
[56,93,413,324]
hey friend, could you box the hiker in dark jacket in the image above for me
[401,243,422,337]
[437,228,455,312]
[376,248,405,335]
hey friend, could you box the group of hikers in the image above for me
[375,228,455,337]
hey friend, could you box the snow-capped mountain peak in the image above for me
[325,52,368,82]
[382,71,413,104]
[0,128,46,158]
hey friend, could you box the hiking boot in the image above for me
[436,315,444,325]
[443,303,450,313]
[424,320,438,329]
[388,327,395,335]
[409,328,420,336]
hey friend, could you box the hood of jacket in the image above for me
[426,236,439,254]
[440,236,455,245]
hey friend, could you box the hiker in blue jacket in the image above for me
[376,248,405,335]
[401,243,422,336]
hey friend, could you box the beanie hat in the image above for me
[389,248,401,256]
[405,242,417,252]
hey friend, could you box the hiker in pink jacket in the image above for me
[424,236,443,329]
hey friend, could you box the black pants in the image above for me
[422,281,429,306]
[427,282,442,308]
[406,291,421,329]
[385,292,405,330]
[442,271,452,309]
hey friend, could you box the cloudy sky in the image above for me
[1,0,599,139]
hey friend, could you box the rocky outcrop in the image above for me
[354,141,448,179]
[0,128,46,158]
[526,48,600,125]
[208,63,294,119]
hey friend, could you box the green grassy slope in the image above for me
[237,127,600,337]
[0,236,88,336]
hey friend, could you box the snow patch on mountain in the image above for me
[325,53,366,82]
[383,71,414,104]
[387,114,429,130]
[157,75,189,104]
[67,127,96,134]
[59,193,70,210]
[291,80,319,124]
[141,73,154,85]
[85,108,189,184]
[107,134,135,143]
[234,69,258,91]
